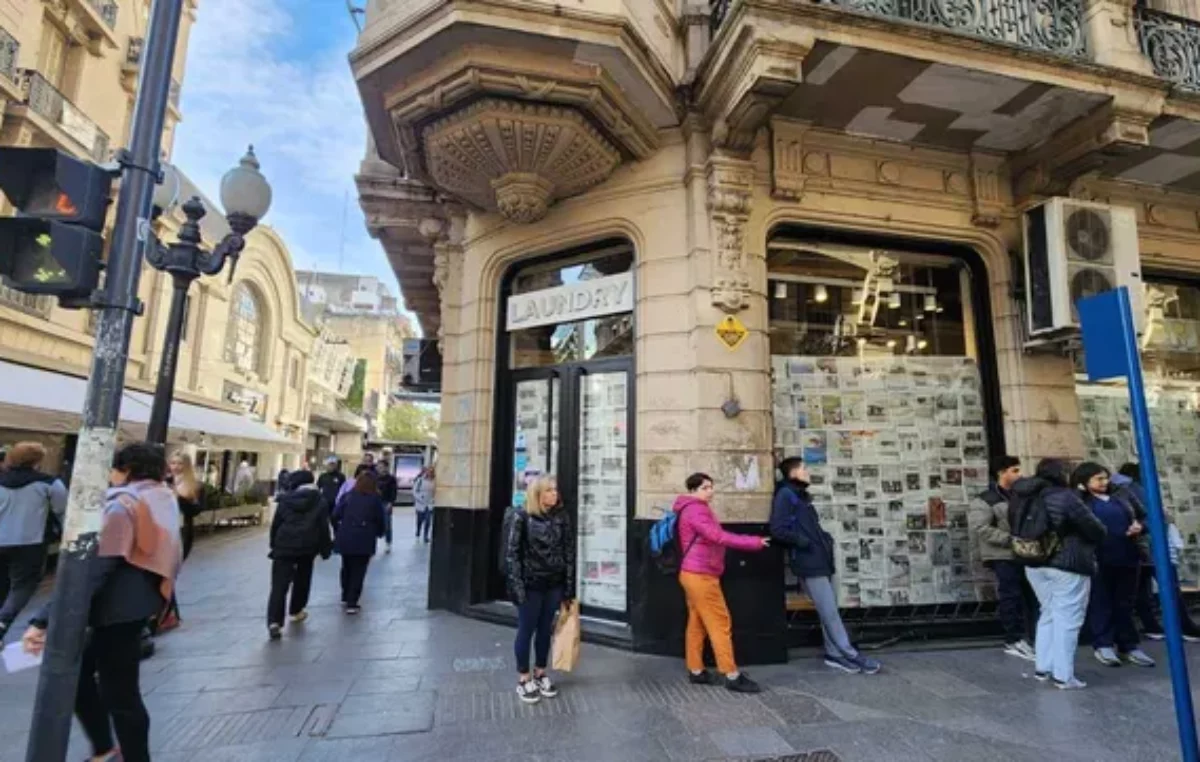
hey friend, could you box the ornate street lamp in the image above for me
[145,147,272,444]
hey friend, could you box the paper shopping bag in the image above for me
[551,600,581,672]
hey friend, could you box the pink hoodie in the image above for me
[673,495,764,577]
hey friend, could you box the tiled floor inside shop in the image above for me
[2,513,1198,761]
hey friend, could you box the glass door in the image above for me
[510,375,560,509]
[574,368,630,615]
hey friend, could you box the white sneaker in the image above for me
[290,610,308,623]
[1004,640,1036,662]
[1054,677,1087,690]
[536,674,558,698]
[516,678,541,704]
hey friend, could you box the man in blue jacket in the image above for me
[771,457,881,675]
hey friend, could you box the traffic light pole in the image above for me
[25,0,185,759]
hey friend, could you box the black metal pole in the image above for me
[147,273,193,444]
[25,0,184,759]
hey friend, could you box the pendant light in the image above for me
[924,293,938,312]
[774,281,787,299]
[814,284,829,303]
[888,291,901,310]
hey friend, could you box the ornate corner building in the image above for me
[352,0,1200,659]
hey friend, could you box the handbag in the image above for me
[551,599,581,672]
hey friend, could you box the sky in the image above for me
[170,0,396,294]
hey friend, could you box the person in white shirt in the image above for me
[413,467,435,543]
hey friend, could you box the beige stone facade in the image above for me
[355,0,1200,642]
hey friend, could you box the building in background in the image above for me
[297,269,414,441]
[304,316,365,468]
[352,0,1200,660]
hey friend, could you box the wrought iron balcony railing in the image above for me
[711,0,1088,58]
[0,25,17,84]
[127,36,144,67]
[20,70,111,163]
[1136,7,1200,92]
[0,283,53,319]
[87,0,119,29]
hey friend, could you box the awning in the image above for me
[0,360,300,453]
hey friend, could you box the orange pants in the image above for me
[679,570,737,675]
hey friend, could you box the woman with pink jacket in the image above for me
[673,472,770,693]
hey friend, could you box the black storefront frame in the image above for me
[487,238,638,622]
[768,222,1010,638]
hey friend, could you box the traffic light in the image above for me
[0,148,112,298]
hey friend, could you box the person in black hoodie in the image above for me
[376,462,399,553]
[267,470,332,639]
[770,457,881,675]
[1013,458,1107,690]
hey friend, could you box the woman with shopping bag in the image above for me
[504,474,575,704]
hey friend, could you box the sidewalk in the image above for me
[1,509,1196,761]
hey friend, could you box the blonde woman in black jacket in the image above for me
[505,475,575,704]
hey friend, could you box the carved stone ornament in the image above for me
[706,157,755,314]
[422,99,622,223]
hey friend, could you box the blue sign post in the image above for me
[1078,286,1199,762]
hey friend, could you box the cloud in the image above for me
[171,0,392,286]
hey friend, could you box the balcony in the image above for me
[45,0,119,52]
[1137,7,1200,91]
[0,25,18,101]
[12,70,111,163]
[86,0,118,28]
[713,0,1087,58]
[0,283,53,320]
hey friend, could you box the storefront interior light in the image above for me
[899,319,908,327]
[856,337,867,347]
[888,291,902,310]
[918,338,929,350]
[924,294,938,312]
[906,335,917,353]
[886,338,897,349]
[774,281,787,299]
[814,284,828,303]
[935,305,945,314]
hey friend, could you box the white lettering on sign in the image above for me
[506,272,633,331]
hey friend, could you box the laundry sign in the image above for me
[507,272,633,331]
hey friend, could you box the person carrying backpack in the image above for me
[1012,458,1107,690]
[1072,462,1156,668]
[266,470,332,640]
[674,472,770,693]
[505,474,574,704]
[968,455,1037,661]
[771,458,881,675]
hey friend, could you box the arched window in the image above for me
[226,283,264,375]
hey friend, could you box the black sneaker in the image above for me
[516,678,541,704]
[688,670,721,686]
[268,624,282,641]
[725,672,762,694]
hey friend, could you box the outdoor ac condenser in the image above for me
[1022,197,1144,340]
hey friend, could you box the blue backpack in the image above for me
[648,506,698,574]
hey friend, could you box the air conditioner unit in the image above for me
[1022,197,1144,340]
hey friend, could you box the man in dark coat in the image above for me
[266,470,332,639]
[316,457,345,514]
[770,457,881,675]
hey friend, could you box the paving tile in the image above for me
[325,693,435,738]
[709,726,795,757]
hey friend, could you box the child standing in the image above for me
[771,457,882,674]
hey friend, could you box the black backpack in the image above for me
[1009,490,1059,565]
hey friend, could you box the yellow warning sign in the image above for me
[715,315,748,351]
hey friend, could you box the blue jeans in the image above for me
[514,586,564,674]
[415,509,432,540]
[1026,566,1091,683]
[384,508,393,545]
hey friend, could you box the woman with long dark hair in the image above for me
[332,469,387,614]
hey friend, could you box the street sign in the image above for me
[715,315,748,350]
[1078,287,1199,762]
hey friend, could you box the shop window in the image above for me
[768,242,991,609]
[508,245,634,369]
[225,283,265,376]
[1075,278,1200,587]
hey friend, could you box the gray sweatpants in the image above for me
[802,576,857,659]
